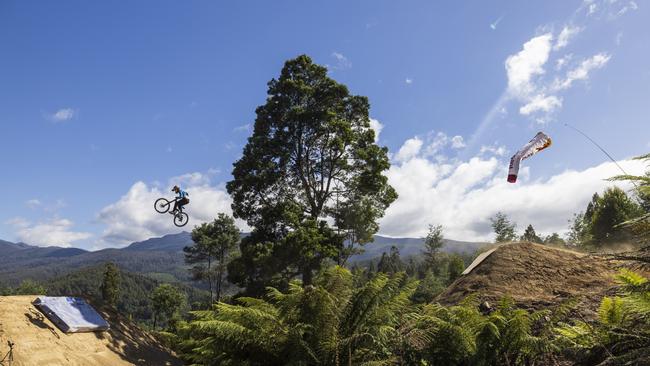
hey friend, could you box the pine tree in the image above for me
[521,224,542,243]
[100,262,120,308]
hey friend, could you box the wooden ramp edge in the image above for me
[462,247,499,275]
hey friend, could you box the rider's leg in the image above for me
[171,200,179,213]
[178,198,189,212]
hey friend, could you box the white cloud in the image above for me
[451,136,466,149]
[586,1,598,15]
[556,54,573,70]
[405,78,413,84]
[26,199,41,209]
[369,118,384,143]
[234,123,252,132]
[554,26,581,50]
[48,108,76,122]
[331,52,352,70]
[504,29,611,120]
[480,144,507,157]
[380,150,646,241]
[555,53,611,90]
[617,1,638,16]
[423,132,450,156]
[519,94,562,115]
[7,217,92,247]
[395,137,423,162]
[505,33,553,97]
[96,173,239,247]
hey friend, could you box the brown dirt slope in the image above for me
[437,242,636,315]
[0,296,182,366]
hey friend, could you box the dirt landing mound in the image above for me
[0,296,182,366]
[437,242,626,314]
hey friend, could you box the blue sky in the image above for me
[1,1,648,249]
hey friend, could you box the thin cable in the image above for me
[564,122,630,176]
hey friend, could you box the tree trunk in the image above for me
[216,268,223,302]
[302,267,313,286]
[207,256,213,304]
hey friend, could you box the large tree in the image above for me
[184,213,240,303]
[227,55,397,292]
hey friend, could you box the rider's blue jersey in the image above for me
[177,190,188,199]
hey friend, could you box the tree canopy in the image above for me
[226,55,397,293]
[185,213,240,303]
[490,212,517,243]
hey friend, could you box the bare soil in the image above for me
[437,242,650,318]
[0,296,182,366]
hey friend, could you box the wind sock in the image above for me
[508,132,552,183]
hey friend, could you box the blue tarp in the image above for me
[33,296,110,333]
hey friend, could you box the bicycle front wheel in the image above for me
[154,198,171,213]
[174,212,189,227]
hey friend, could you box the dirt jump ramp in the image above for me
[0,296,182,366]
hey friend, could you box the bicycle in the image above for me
[154,198,189,227]
[0,341,14,366]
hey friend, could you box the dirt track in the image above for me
[0,296,182,366]
[437,242,640,316]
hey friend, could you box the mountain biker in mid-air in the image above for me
[171,185,189,214]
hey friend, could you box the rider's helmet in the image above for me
[172,185,179,193]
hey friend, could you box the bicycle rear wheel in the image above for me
[154,198,171,213]
[174,212,189,227]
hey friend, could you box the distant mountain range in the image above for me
[0,233,485,287]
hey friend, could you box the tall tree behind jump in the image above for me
[226,55,397,294]
[100,262,120,308]
[185,213,240,303]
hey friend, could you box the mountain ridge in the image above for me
[0,232,485,287]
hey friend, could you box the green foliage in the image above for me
[543,232,566,246]
[568,187,643,248]
[226,55,397,293]
[474,298,552,366]
[410,270,445,304]
[377,246,404,274]
[423,224,444,272]
[567,212,592,246]
[152,283,187,331]
[45,264,208,326]
[590,187,643,245]
[521,224,542,243]
[490,212,517,243]
[186,213,240,303]
[447,254,465,283]
[178,267,420,365]
[176,266,560,366]
[598,296,624,326]
[615,269,650,319]
[100,262,120,308]
[555,270,650,365]
[13,279,46,295]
